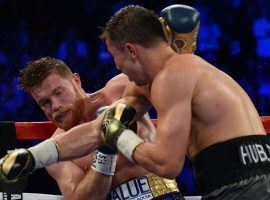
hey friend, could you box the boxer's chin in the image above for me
[56,110,81,131]
[56,121,72,131]
[57,101,85,131]
[53,113,71,131]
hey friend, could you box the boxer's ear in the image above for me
[125,43,137,58]
[73,73,82,87]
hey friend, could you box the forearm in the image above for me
[54,120,102,161]
[70,146,116,200]
[100,103,183,178]
[133,141,184,179]
[28,120,103,169]
[71,171,112,200]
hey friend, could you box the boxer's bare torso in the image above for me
[124,53,265,169]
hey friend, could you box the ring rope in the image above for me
[13,117,270,140]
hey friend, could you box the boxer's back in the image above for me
[178,54,266,157]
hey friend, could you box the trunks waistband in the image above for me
[193,135,270,195]
[109,173,179,200]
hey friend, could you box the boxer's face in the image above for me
[31,72,85,131]
[106,39,149,86]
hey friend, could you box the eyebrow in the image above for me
[37,86,62,105]
[52,86,62,94]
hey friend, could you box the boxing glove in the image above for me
[0,149,35,193]
[101,103,142,162]
[92,106,118,175]
[160,4,200,54]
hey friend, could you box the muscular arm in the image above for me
[133,68,196,179]
[53,119,102,161]
[46,160,112,200]
[47,129,112,200]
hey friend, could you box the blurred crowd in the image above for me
[0,0,269,121]
[0,0,270,196]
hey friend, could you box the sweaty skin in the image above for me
[105,38,265,179]
[31,73,156,200]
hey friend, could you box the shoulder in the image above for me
[103,74,129,103]
[104,74,129,91]
[105,73,129,89]
[152,54,201,96]
[167,54,203,71]
[157,54,196,79]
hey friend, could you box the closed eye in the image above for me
[53,87,63,96]
[55,91,62,95]
[39,100,50,108]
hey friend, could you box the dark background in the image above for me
[0,0,270,196]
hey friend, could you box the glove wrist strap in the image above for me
[91,150,117,176]
[117,130,143,163]
[28,138,59,169]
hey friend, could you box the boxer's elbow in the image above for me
[61,187,79,200]
[70,190,89,200]
[58,180,85,200]
[151,156,184,179]
[62,192,76,200]
[135,144,185,179]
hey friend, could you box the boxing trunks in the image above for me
[109,173,184,200]
[193,135,270,199]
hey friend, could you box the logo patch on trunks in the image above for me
[239,143,270,165]
[110,177,153,200]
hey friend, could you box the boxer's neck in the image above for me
[79,91,105,123]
